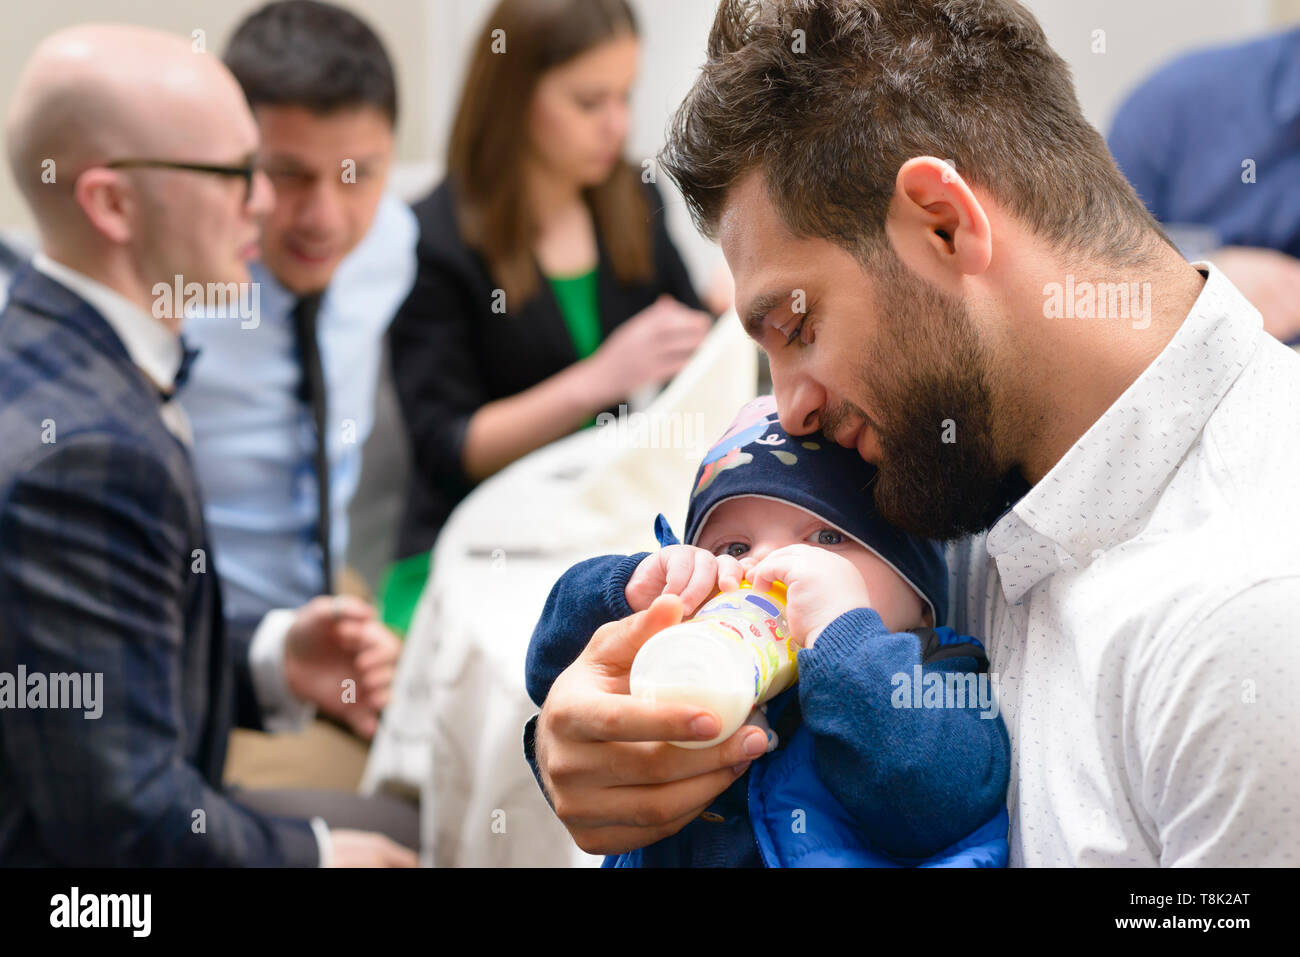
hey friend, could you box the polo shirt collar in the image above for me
[984,263,1262,605]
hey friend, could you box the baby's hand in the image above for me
[625,545,746,615]
[746,544,873,650]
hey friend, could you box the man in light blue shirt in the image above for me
[185,195,415,620]
[183,1,418,629]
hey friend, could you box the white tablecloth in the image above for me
[362,314,758,866]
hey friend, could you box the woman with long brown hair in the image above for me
[381,0,715,631]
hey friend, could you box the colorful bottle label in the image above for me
[688,581,797,702]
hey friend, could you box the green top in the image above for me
[548,267,602,430]
[547,267,602,360]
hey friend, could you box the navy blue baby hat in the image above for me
[653,394,949,627]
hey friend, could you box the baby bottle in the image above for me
[629,580,797,749]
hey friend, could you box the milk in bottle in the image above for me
[629,581,796,749]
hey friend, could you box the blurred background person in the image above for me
[1109,25,1300,345]
[0,234,29,310]
[179,0,418,799]
[183,0,417,640]
[380,0,717,634]
[0,23,413,866]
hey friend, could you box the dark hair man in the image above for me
[182,1,418,660]
[528,0,1300,867]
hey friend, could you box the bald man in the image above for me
[0,25,415,866]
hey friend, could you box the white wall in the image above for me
[2,0,1291,286]
[0,0,433,233]
[1025,0,1272,132]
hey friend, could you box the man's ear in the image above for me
[72,168,135,245]
[885,156,992,283]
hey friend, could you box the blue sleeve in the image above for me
[1108,88,1170,219]
[524,552,649,708]
[797,608,1010,860]
[1108,51,1207,223]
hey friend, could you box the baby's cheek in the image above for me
[877,588,928,634]
[845,548,927,632]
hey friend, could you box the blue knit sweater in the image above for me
[523,552,1011,866]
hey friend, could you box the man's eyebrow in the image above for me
[258,152,386,174]
[742,290,786,339]
[258,153,313,172]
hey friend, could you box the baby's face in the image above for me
[695,496,930,632]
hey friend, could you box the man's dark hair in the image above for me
[224,0,398,125]
[660,0,1166,266]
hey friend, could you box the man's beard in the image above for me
[846,247,1016,541]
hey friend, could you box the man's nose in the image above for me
[247,169,275,219]
[605,100,630,145]
[772,370,824,437]
[296,178,346,234]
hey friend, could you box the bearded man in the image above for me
[526,0,1300,867]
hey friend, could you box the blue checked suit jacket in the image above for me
[0,265,318,866]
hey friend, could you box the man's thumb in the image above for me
[588,593,685,668]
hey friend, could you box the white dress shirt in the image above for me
[947,262,1300,866]
[30,253,331,865]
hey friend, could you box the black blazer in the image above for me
[388,176,705,559]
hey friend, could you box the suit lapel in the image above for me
[4,265,163,411]
[7,265,229,741]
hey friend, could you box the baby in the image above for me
[525,395,1010,867]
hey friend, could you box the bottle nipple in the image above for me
[740,579,787,603]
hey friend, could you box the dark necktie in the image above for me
[171,339,201,393]
[290,292,333,595]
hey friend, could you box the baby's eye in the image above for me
[811,529,843,546]
[717,542,749,558]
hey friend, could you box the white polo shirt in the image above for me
[947,263,1300,867]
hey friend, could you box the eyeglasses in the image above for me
[104,158,257,206]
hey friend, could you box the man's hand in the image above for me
[745,544,873,649]
[535,594,771,856]
[1209,246,1300,343]
[328,829,418,867]
[624,545,745,614]
[284,595,401,739]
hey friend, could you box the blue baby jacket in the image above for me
[525,552,1011,868]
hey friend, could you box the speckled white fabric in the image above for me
[947,263,1300,867]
